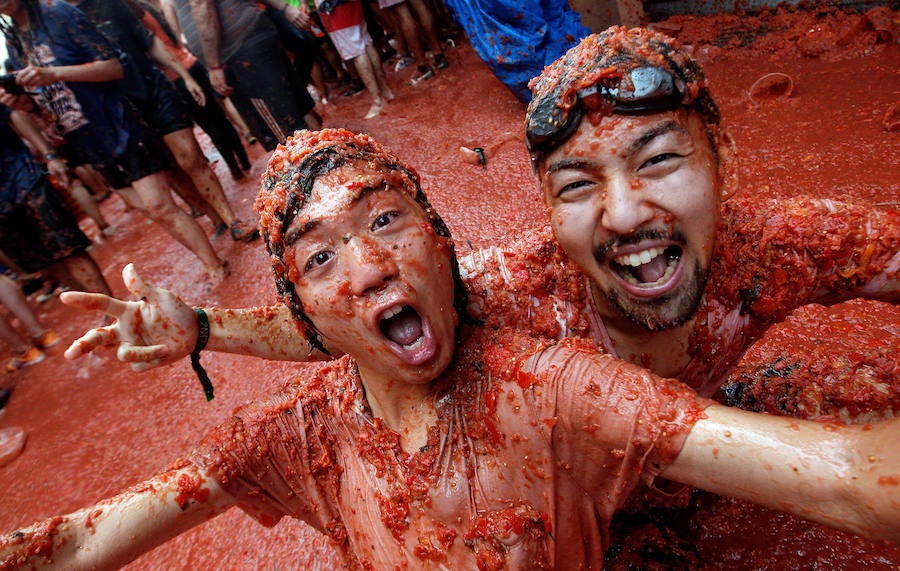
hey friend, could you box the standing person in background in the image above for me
[161,0,318,152]
[135,0,252,182]
[0,0,228,281]
[314,0,393,119]
[0,105,112,375]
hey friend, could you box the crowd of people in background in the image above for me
[0,0,458,383]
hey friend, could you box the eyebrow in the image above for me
[626,120,687,156]
[282,183,388,246]
[545,120,688,175]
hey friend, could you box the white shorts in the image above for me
[328,21,372,61]
[378,0,405,8]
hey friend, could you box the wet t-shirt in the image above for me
[4,0,133,166]
[460,197,899,396]
[189,328,707,569]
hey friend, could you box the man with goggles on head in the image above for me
[60,25,899,565]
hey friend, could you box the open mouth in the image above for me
[379,304,425,350]
[610,245,682,287]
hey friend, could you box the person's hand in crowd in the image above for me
[46,157,69,188]
[61,264,198,371]
[208,67,233,97]
[183,75,206,107]
[15,65,59,88]
[284,3,310,29]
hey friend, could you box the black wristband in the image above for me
[190,308,214,401]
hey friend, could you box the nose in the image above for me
[599,175,655,235]
[345,236,398,297]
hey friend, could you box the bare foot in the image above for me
[364,99,385,120]
[205,262,228,283]
[383,86,395,102]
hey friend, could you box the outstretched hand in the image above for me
[61,264,198,371]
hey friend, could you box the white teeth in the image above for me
[615,247,663,267]
[381,305,403,320]
[403,337,424,350]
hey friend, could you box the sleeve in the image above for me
[718,196,899,319]
[187,388,341,532]
[459,226,594,341]
[514,339,712,501]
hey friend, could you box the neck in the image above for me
[590,283,696,378]
[358,367,437,453]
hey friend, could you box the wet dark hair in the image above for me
[525,26,721,166]
[256,129,471,355]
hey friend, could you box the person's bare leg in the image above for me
[367,44,393,101]
[393,3,426,66]
[353,52,386,119]
[130,172,226,280]
[73,164,111,198]
[66,178,111,234]
[59,254,111,296]
[408,0,442,54]
[221,98,253,142]
[0,275,44,341]
[163,128,238,226]
[167,167,224,227]
[0,317,30,355]
[311,62,329,103]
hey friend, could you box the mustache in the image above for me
[593,228,687,261]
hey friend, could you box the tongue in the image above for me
[383,307,423,346]
[632,254,669,284]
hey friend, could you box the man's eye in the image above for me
[304,250,333,272]
[371,211,400,230]
[556,180,593,197]
[641,153,679,169]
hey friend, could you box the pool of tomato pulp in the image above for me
[0,5,897,569]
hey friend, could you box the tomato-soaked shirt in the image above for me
[460,197,900,397]
[189,328,709,569]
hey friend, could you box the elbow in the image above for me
[110,64,125,81]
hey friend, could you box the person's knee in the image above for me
[166,130,208,174]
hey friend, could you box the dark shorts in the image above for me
[100,134,169,190]
[142,70,194,139]
[56,143,92,168]
[0,177,92,273]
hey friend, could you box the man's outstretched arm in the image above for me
[62,264,327,371]
[663,404,900,543]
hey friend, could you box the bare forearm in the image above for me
[206,305,328,361]
[46,59,124,83]
[149,36,191,82]
[664,405,900,542]
[0,463,232,570]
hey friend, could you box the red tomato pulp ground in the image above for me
[0,5,897,569]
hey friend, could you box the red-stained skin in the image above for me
[0,5,897,570]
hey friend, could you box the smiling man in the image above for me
[4,129,899,570]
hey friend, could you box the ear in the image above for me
[716,128,740,201]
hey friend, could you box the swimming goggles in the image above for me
[525,66,690,159]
